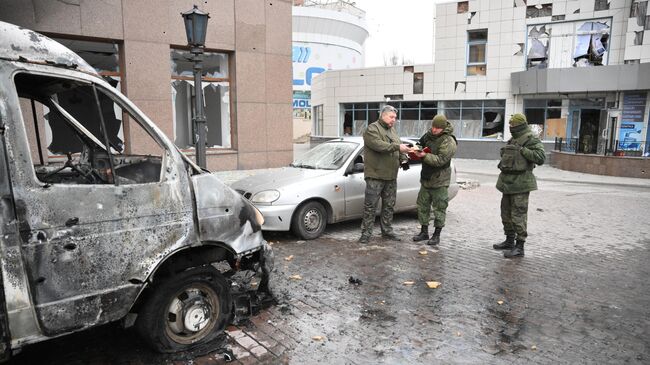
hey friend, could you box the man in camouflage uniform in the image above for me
[359,105,411,244]
[411,114,457,246]
[494,113,546,258]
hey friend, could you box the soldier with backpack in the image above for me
[493,113,546,258]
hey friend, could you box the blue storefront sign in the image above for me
[618,92,647,150]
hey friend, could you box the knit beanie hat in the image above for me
[509,113,527,127]
[431,114,447,129]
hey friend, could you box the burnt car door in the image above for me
[6,72,195,336]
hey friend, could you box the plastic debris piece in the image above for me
[426,281,441,289]
[285,255,294,261]
[497,300,504,305]
[531,345,537,351]
[418,250,428,255]
[312,336,325,341]
[403,281,416,286]
[289,274,302,280]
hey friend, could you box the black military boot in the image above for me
[504,240,525,258]
[412,225,429,242]
[427,227,442,246]
[493,235,515,250]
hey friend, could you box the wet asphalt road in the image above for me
[9,167,650,365]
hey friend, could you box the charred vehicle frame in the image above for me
[0,21,273,359]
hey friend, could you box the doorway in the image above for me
[578,109,600,154]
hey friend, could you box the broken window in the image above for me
[526,25,550,69]
[15,73,165,185]
[526,3,552,18]
[341,103,380,135]
[634,31,644,45]
[594,0,609,11]
[436,100,505,139]
[467,29,487,76]
[457,1,469,14]
[524,99,565,140]
[573,21,609,67]
[170,49,231,149]
[413,72,424,94]
[630,0,647,22]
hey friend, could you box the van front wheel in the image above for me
[135,266,231,353]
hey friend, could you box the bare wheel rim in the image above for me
[164,282,220,345]
[302,207,323,232]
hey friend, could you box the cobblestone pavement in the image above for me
[10,163,650,365]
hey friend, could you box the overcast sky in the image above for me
[353,0,448,67]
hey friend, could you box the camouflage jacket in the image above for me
[496,126,546,194]
[419,122,457,188]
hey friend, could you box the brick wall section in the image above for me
[551,151,650,179]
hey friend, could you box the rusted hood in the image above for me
[191,173,266,255]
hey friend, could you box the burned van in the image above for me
[0,21,273,359]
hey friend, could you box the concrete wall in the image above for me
[551,151,650,179]
[0,0,293,171]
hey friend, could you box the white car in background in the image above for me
[231,137,459,239]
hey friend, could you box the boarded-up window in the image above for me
[467,29,487,76]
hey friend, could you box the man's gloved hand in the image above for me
[401,161,410,171]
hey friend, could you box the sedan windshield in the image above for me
[291,141,358,170]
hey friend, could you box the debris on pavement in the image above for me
[311,336,325,341]
[403,281,416,286]
[419,250,428,255]
[348,276,363,285]
[497,300,504,305]
[289,274,302,280]
[285,255,294,261]
[426,281,441,289]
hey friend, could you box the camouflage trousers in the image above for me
[416,186,449,227]
[501,192,529,241]
[360,178,397,237]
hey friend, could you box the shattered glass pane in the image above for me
[637,1,648,27]
[291,141,358,170]
[482,110,504,138]
[526,3,552,18]
[171,49,229,78]
[573,21,610,65]
[634,31,644,45]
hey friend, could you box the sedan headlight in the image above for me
[251,190,280,204]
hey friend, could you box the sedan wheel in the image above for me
[291,201,327,240]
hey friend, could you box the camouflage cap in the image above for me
[431,114,447,129]
[509,113,527,127]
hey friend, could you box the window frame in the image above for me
[170,48,233,150]
[466,29,488,76]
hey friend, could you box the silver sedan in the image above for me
[230,137,459,240]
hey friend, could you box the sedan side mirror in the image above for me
[352,162,364,173]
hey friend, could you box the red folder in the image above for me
[408,147,431,161]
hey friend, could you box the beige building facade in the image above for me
[312,0,650,159]
[0,0,294,170]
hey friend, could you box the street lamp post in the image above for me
[181,5,210,168]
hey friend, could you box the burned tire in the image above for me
[135,266,231,353]
[291,201,327,240]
